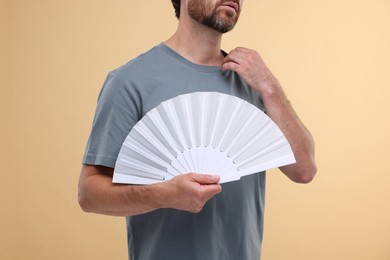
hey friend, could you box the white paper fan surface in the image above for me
[113,92,295,184]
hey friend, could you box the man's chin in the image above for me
[212,18,237,33]
[211,24,236,34]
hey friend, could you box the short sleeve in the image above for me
[82,72,142,168]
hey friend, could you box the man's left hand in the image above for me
[221,47,279,95]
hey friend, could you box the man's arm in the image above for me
[222,47,317,183]
[78,165,222,216]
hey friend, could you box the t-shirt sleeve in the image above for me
[82,72,142,168]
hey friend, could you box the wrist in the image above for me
[126,182,168,212]
[149,181,173,209]
[255,79,282,97]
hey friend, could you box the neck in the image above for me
[165,16,224,66]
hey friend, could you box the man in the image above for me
[78,0,317,259]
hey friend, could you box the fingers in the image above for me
[221,47,276,93]
[221,48,242,71]
[223,49,245,64]
[164,173,222,213]
[188,173,222,205]
[187,173,222,200]
[190,182,222,213]
[200,183,222,199]
[221,47,252,73]
[189,173,220,185]
[221,61,239,72]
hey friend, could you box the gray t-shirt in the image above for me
[83,43,266,260]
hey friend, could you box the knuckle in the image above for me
[193,190,202,199]
[231,63,239,71]
[189,203,203,213]
[195,203,204,213]
[191,208,201,214]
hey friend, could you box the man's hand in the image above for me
[161,173,222,213]
[221,47,279,95]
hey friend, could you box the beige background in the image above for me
[1,0,389,259]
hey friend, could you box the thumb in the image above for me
[189,173,220,185]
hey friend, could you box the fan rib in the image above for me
[209,95,224,149]
[230,120,273,162]
[162,102,188,152]
[238,153,296,177]
[236,135,289,168]
[123,139,170,169]
[146,112,180,157]
[217,100,243,152]
[224,109,258,156]
[133,124,174,163]
[117,158,167,179]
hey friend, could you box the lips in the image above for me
[220,1,239,12]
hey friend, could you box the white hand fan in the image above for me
[113,92,295,184]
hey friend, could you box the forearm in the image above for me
[78,166,164,216]
[260,81,317,183]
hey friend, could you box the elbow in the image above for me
[78,190,90,213]
[78,183,94,213]
[293,162,317,184]
[295,171,316,184]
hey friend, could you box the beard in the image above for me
[187,0,241,33]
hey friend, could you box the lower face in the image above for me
[187,0,241,33]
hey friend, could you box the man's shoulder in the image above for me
[111,44,167,80]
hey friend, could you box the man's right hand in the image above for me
[160,173,222,213]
